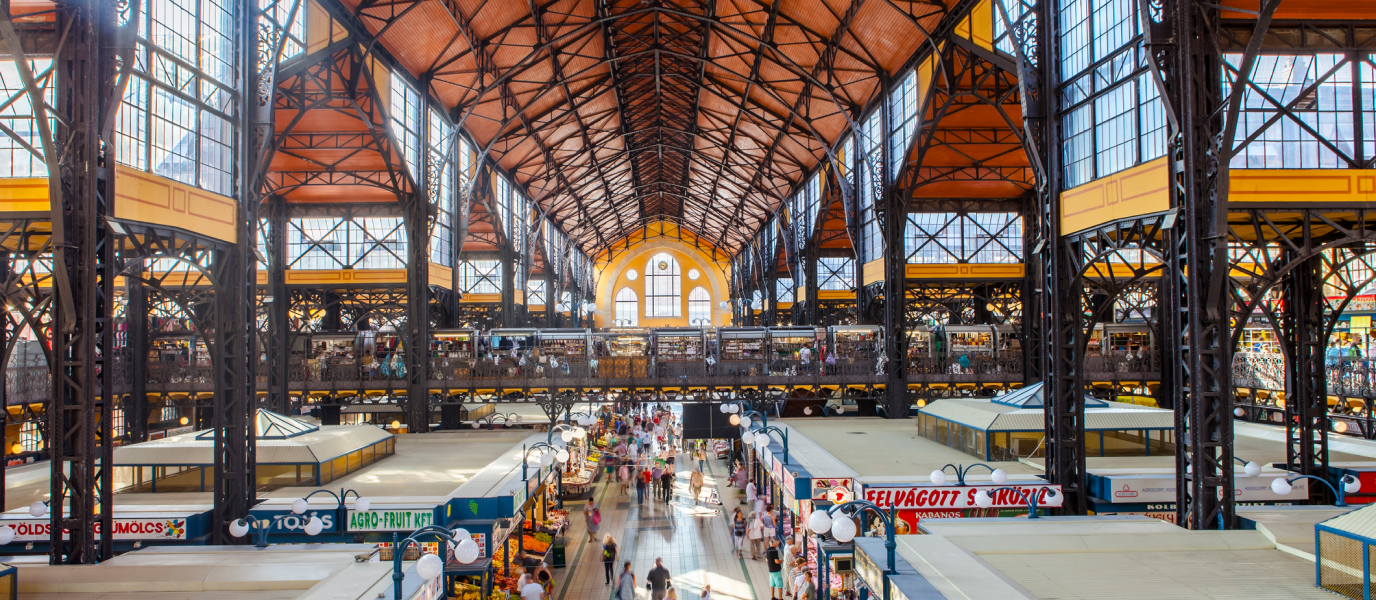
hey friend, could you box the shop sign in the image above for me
[1093,474,1305,504]
[513,480,529,511]
[267,510,339,533]
[784,470,797,498]
[811,478,852,502]
[863,484,1064,510]
[347,508,434,532]
[825,486,854,504]
[411,574,444,600]
[771,457,784,483]
[0,517,189,541]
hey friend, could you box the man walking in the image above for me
[689,467,705,506]
[660,467,675,503]
[646,557,672,600]
[766,536,784,599]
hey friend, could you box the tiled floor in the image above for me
[551,444,774,600]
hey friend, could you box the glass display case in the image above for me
[768,327,823,359]
[906,325,933,360]
[599,328,650,357]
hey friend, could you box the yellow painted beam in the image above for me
[1060,157,1170,234]
[905,263,1025,279]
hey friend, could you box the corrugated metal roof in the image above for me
[114,425,393,466]
[1319,502,1376,538]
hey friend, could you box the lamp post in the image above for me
[389,525,480,600]
[743,425,789,465]
[228,513,325,548]
[807,500,900,596]
[972,486,1060,518]
[522,442,569,481]
[929,463,1009,487]
[546,422,586,445]
[803,404,845,417]
[1270,474,1360,507]
[291,488,371,536]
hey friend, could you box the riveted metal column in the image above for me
[127,280,149,443]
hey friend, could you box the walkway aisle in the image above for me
[552,446,772,600]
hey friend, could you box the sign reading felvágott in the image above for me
[347,509,434,532]
[863,484,1064,510]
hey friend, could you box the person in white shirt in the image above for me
[520,579,547,600]
[746,480,757,504]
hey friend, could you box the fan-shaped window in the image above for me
[645,253,681,317]
[688,287,711,325]
[615,287,639,326]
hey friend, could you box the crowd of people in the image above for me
[548,403,818,600]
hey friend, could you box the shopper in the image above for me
[651,464,664,499]
[731,508,747,558]
[746,479,758,504]
[646,557,673,600]
[689,468,705,505]
[660,467,675,504]
[795,571,815,600]
[766,537,784,599]
[601,535,618,585]
[636,467,648,505]
[747,510,765,559]
[762,505,776,535]
[584,498,600,543]
[520,575,547,600]
[616,561,636,600]
[700,584,713,600]
[619,462,631,496]
[695,445,706,472]
[782,537,796,596]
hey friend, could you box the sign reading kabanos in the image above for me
[863,484,1064,510]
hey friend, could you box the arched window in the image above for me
[645,253,681,317]
[688,287,711,325]
[615,287,639,326]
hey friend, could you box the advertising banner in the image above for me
[2,517,190,541]
[1090,473,1307,504]
[862,483,1064,510]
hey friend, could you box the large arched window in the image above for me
[615,287,639,326]
[645,253,681,317]
[688,287,711,325]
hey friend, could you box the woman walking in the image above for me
[584,498,601,543]
[616,561,635,600]
[601,535,618,585]
[747,509,765,560]
[731,508,748,559]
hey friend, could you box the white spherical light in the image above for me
[561,430,574,443]
[991,469,1008,485]
[574,427,587,439]
[720,404,730,413]
[540,452,555,467]
[1270,478,1293,496]
[835,405,846,414]
[354,498,372,513]
[291,499,309,515]
[974,489,993,508]
[1234,407,1247,417]
[229,519,250,538]
[514,415,523,423]
[740,431,755,445]
[807,510,833,534]
[451,528,470,542]
[804,407,813,415]
[739,416,752,429]
[556,449,570,463]
[755,435,769,450]
[416,553,444,580]
[729,404,740,414]
[729,414,741,426]
[29,502,46,518]
[455,538,481,564]
[830,516,857,542]
[1345,476,1362,495]
[304,516,324,536]
[929,470,947,486]
[0,525,14,545]
[1244,462,1262,478]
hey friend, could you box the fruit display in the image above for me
[451,582,483,600]
[522,534,550,554]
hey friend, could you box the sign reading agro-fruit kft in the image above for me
[347,508,435,532]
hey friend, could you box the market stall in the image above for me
[717,327,768,376]
[597,328,650,377]
[654,327,707,377]
[536,329,592,376]
[767,326,824,375]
